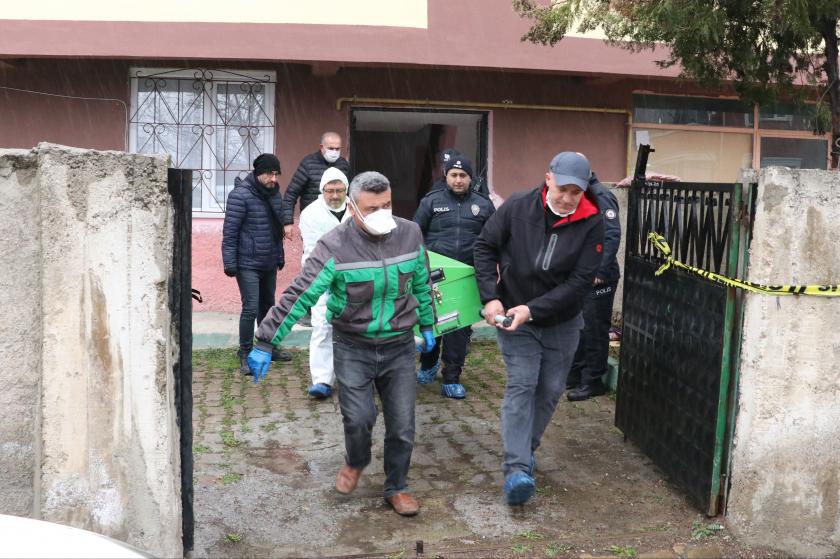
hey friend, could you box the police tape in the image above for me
[647,232,840,296]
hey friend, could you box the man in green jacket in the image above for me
[247,171,436,516]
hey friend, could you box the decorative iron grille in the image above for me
[129,68,276,213]
[618,176,743,515]
[627,181,735,275]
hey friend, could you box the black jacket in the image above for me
[473,184,605,325]
[222,173,285,272]
[588,172,621,284]
[413,187,495,266]
[282,151,351,224]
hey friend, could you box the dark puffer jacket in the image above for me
[413,186,495,266]
[282,151,351,224]
[222,173,285,272]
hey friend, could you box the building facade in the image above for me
[1,1,830,312]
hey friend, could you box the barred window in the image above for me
[129,68,276,214]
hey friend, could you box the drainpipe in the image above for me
[336,97,634,176]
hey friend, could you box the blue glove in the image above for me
[417,330,436,353]
[247,348,272,384]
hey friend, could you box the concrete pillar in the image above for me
[0,149,42,517]
[727,167,840,557]
[0,144,183,557]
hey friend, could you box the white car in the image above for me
[0,514,152,558]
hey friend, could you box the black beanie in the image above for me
[253,153,281,176]
[445,155,473,178]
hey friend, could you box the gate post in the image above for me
[726,168,840,557]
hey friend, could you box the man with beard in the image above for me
[222,153,292,376]
[298,167,352,399]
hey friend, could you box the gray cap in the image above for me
[548,152,590,191]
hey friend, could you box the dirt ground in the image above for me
[191,341,779,559]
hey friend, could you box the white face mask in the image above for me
[546,196,575,218]
[350,197,397,236]
[323,149,340,163]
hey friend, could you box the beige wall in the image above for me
[0,144,183,557]
[0,0,427,27]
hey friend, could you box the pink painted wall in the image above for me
[192,219,303,312]
[1,59,740,313]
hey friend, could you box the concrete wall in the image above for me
[0,144,183,557]
[727,168,840,557]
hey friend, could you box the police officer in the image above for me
[565,170,621,401]
[413,155,495,398]
[429,148,461,193]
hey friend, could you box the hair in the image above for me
[349,171,390,199]
[320,131,341,145]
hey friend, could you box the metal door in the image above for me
[615,162,744,515]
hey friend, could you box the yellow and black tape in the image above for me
[647,232,840,297]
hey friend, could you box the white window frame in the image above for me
[129,67,276,217]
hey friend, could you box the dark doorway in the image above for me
[349,108,489,219]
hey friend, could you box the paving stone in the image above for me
[639,550,679,559]
[684,543,722,559]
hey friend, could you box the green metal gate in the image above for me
[615,150,752,515]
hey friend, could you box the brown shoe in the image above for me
[335,464,362,494]
[385,492,419,516]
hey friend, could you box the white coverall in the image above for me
[299,170,351,387]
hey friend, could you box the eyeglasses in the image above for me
[323,188,346,195]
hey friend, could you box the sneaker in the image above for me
[308,383,332,399]
[504,471,536,506]
[440,383,467,399]
[272,348,292,362]
[416,362,440,385]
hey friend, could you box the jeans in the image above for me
[497,314,583,477]
[419,326,472,383]
[235,268,277,351]
[332,332,416,497]
[567,282,617,387]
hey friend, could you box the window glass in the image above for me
[759,103,817,131]
[759,138,827,169]
[633,94,753,128]
[130,69,275,213]
[636,129,753,182]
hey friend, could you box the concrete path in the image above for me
[190,339,775,559]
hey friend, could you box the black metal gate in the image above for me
[615,150,748,515]
[168,169,194,553]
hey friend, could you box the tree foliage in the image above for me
[513,0,840,142]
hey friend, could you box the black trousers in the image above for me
[567,281,617,387]
[235,268,277,351]
[419,326,472,384]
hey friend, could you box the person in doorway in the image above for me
[298,167,352,400]
[247,171,436,516]
[413,155,495,398]
[473,151,604,506]
[282,131,351,240]
[566,170,621,401]
[221,153,293,376]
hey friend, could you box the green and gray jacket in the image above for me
[254,216,435,351]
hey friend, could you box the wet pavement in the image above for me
[191,341,775,559]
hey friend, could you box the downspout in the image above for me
[336,97,635,176]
